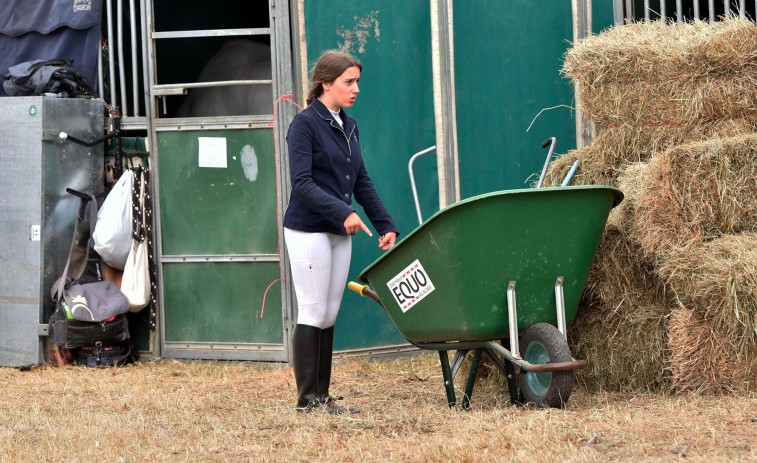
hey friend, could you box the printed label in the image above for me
[387,259,435,313]
[74,0,92,12]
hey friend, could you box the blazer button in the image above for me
[346,174,350,180]
[344,193,349,199]
[346,157,351,162]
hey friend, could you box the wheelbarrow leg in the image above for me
[461,348,483,410]
[438,351,457,408]
[504,358,525,406]
[483,346,524,407]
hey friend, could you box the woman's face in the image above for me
[321,66,360,110]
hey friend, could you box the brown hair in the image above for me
[306,51,362,106]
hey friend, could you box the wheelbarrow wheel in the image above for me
[518,323,574,408]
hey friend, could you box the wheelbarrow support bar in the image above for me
[409,339,587,373]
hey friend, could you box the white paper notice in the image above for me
[198,137,228,168]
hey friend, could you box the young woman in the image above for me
[284,51,398,414]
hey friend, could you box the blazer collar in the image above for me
[311,98,353,133]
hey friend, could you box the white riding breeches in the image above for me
[284,228,352,329]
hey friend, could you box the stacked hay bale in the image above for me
[552,19,757,393]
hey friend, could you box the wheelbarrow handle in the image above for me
[347,282,381,303]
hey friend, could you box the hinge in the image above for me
[38,324,49,336]
[41,129,62,141]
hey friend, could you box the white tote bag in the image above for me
[93,170,134,269]
[121,170,151,312]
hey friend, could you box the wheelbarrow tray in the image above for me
[357,185,623,344]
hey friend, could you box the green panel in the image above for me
[454,1,577,198]
[358,187,623,343]
[305,2,437,350]
[163,262,283,343]
[157,129,277,255]
[593,0,617,33]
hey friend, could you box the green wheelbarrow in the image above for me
[349,183,623,409]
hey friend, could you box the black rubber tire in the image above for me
[518,323,574,408]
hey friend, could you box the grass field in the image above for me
[1,352,755,462]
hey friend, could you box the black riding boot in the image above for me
[292,324,320,412]
[318,325,352,414]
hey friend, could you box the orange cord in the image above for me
[260,94,303,318]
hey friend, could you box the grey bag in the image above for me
[54,192,129,322]
[63,281,129,322]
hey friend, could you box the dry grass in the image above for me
[1,355,756,462]
[563,19,757,126]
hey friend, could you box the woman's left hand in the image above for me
[378,232,397,251]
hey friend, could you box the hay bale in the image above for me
[575,76,757,126]
[659,233,757,359]
[539,117,757,189]
[563,19,757,126]
[624,133,757,260]
[668,305,757,393]
[564,19,757,87]
[569,303,671,392]
[585,217,668,312]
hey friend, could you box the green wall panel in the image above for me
[163,262,283,343]
[454,0,577,198]
[305,2,437,350]
[157,129,277,255]
[593,1,617,33]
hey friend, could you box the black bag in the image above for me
[48,192,130,349]
[76,340,139,368]
[3,58,96,97]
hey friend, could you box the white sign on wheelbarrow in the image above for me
[387,259,436,313]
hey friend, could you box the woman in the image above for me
[284,51,399,414]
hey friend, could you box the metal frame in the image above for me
[555,277,567,338]
[408,146,437,225]
[572,0,595,149]
[142,0,296,362]
[614,0,757,25]
[430,0,460,209]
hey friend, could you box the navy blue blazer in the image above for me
[283,98,398,237]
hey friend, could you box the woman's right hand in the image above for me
[343,212,372,236]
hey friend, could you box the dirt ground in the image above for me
[1,352,755,462]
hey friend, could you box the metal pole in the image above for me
[645,0,651,21]
[694,0,700,19]
[676,0,684,22]
[507,281,520,358]
[573,0,594,149]
[709,0,716,21]
[106,0,117,109]
[613,0,625,25]
[740,0,746,17]
[660,0,667,21]
[555,277,567,339]
[117,0,129,116]
[724,0,730,18]
[97,41,104,99]
[430,0,460,209]
[130,0,140,116]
